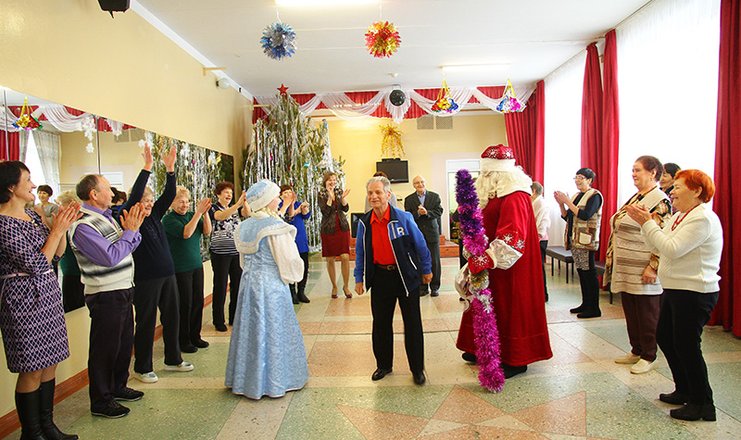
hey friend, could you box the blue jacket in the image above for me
[354,205,432,295]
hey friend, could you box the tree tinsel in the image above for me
[244,94,344,251]
[455,169,505,392]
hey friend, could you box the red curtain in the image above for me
[580,43,603,170]
[599,30,620,264]
[710,0,741,336]
[504,81,544,183]
[0,130,21,161]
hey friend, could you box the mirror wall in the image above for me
[1,85,235,313]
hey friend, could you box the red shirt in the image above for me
[370,207,395,265]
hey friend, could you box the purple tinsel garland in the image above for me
[455,169,505,392]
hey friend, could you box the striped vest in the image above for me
[566,189,602,251]
[69,207,135,294]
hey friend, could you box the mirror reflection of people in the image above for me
[318,172,352,298]
[209,181,250,332]
[0,161,80,439]
[226,180,308,399]
[604,156,672,375]
[626,170,721,422]
[354,176,432,385]
[278,184,311,304]
[122,144,194,384]
[34,184,58,227]
[110,188,127,218]
[56,191,86,313]
[404,175,443,297]
[163,187,213,354]
[554,169,603,317]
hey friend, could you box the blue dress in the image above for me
[225,214,308,399]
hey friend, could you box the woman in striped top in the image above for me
[604,156,672,375]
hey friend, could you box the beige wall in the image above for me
[0,0,251,416]
[324,114,506,235]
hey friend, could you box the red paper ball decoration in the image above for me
[364,21,401,58]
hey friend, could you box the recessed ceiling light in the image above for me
[441,64,510,74]
[276,0,378,7]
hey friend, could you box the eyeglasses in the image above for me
[573,176,586,181]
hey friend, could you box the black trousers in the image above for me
[175,268,205,347]
[420,239,441,292]
[210,253,242,326]
[85,288,134,409]
[62,273,85,313]
[289,252,310,296]
[539,240,548,300]
[133,275,182,373]
[370,268,424,374]
[657,289,718,405]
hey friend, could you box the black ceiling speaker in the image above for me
[389,89,406,107]
[98,0,130,18]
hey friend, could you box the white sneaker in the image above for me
[135,371,159,383]
[630,359,656,374]
[614,353,641,364]
[164,361,194,372]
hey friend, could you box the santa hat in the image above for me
[480,144,516,172]
[245,179,280,212]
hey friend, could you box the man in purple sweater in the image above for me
[70,175,146,419]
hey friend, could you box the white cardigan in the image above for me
[641,204,723,293]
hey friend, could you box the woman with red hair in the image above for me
[626,169,722,422]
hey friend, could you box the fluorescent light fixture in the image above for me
[276,0,378,6]
[441,64,510,74]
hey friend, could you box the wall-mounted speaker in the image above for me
[99,0,130,17]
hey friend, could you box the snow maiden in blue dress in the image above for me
[225,180,308,399]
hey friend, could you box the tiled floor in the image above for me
[9,257,741,439]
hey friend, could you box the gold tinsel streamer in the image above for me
[380,123,404,158]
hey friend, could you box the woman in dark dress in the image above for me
[318,172,352,298]
[0,161,80,440]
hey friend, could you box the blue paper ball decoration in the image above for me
[260,22,297,60]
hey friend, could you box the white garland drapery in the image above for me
[255,85,535,123]
[0,104,125,136]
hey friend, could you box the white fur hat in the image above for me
[245,179,280,212]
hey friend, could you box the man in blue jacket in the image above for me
[355,176,432,385]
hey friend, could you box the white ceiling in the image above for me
[141,1,649,97]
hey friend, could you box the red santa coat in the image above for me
[456,190,552,366]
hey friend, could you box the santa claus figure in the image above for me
[457,144,552,378]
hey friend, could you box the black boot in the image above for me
[577,269,602,318]
[670,403,716,421]
[570,269,588,313]
[289,284,299,305]
[297,287,310,303]
[39,380,78,440]
[14,389,46,440]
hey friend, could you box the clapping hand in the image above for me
[417,205,428,216]
[51,202,81,233]
[342,188,351,199]
[553,191,569,204]
[120,203,146,232]
[300,201,310,214]
[195,198,212,215]
[626,204,651,225]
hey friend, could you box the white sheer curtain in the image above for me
[30,131,61,197]
[543,52,586,246]
[617,0,720,204]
